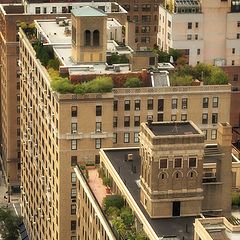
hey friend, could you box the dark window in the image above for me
[158,99,164,111]
[124,100,130,111]
[113,117,118,128]
[93,30,100,46]
[157,113,163,121]
[212,97,218,108]
[71,106,77,117]
[147,99,153,110]
[197,49,200,55]
[202,114,208,124]
[233,74,239,81]
[195,22,199,28]
[160,159,167,169]
[188,22,192,29]
[149,57,155,65]
[203,97,209,108]
[232,48,235,54]
[134,116,140,126]
[85,30,91,46]
[142,4,151,11]
[237,33,240,39]
[113,100,118,111]
[71,156,77,166]
[95,155,100,164]
[124,116,130,127]
[135,100,141,110]
[238,21,240,27]
[71,204,76,215]
[71,220,76,231]
[96,106,102,116]
[182,98,187,109]
[172,98,178,109]
[189,157,197,168]
[212,113,218,124]
[174,158,182,168]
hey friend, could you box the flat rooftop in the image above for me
[103,148,195,239]
[147,121,200,136]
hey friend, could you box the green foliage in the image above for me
[106,206,121,219]
[232,192,240,206]
[123,77,141,88]
[20,22,36,38]
[107,53,129,65]
[169,48,183,62]
[0,207,22,240]
[47,58,60,70]
[170,74,193,86]
[103,195,124,212]
[103,177,112,187]
[120,207,134,228]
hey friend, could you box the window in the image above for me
[96,122,102,132]
[147,115,153,122]
[133,15,138,22]
[189,157,197,168]
[124,100,130,111]
[212,97,218,108]
[168,20,171,28]
[232,48,235,54]
[134,132,139,143]
[124,133,130,143]
[197,49,201,55]
[113,117,118,128]
[202,114,208,124]
[174,158,182,168]
[124,116,130,127]
[202,130,207,140]
[134,100,141,110]
[141,26,150,33]
[212,113,218,124]
[172,98,178,109]
[71,106,77,117]
[171,114,177,121]
[159,159,167,169]
[141,37,150,43]
[147,99,153,110]
[113,133,117,143]
[71,172,77,183]
[71,156,77,166]
[187,34,192,40]
[71,140,77,150]
[233,74,239,81]
[142,4,151,11]
[188,22,192,29]
[237,33,240,39]
[113,100,118,111]
[71,220,76,231]
[203,97,209,108]
[157,113,163,121]
[238,21,240,27]
[195,22,199,28]
[71,204,76,215]
[93,30,100,46]
[134,4,138,11]
[181,114,187,121]
[185,49,190,55]
[134,116,140,127]
[135,26,139,34]
[158,99,164,111]
[52,7,57,13]
[211,129,217,140]
[195,34,198,40]
[182,98,188,109]
[96,106,102,116]
[71,123,77,134]
[95,155,100,164]
[232,60,235,66]
[95,139,101,149]
[71,188,77,198]
[35,7,40,14]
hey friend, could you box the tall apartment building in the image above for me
[158,0,240,66]
[18,6,232,239]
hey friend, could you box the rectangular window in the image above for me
[71,188,77,198]
[71,204,76,215]
[159,159,167,169]
[212,113,218,124]
[238,21,240,27]
[71,123,77,134]
[202,114,208,124]
[189,157,197,168]
[113,133,117,143]
[95,139,101,149]
[237,33,240,39]
[141,26,150,33]
[147,99,153,110]
[134,4,138,11]
[113,117,118,128]
[96,106,102,116]
[134,132,139,143]
[71,106,77,117]
[71,156,77,166]
[197,49,200,55]
[233,74,239,81]
[195,22,199,28]
[113,100,118,111]
[133,15,138,22]
[168,20,171,28]
[188,22,192,29]
[95,155,100,164]
[71,140,77,150]
[96,122,102,132]
[158,99,164,111]
[124,116,130,127]
[171,114,177,121]
[142,4,151,11]
[181,114,187,121]
[172,98,178,109]
[134,116,140,127]
[182,98,188,109]
[187,34,192,40]
[202,130,207,140]
[174,158,182,168]
[124,133,130,143]
[195,34,198,40]
[71,220,76,231]
[52,7,57,13]
[71,172,77,183]
[135,100,141,111]
[212,97,218,108]
[211,129,217,140]
[203,97,209,108]
[35,7,40,14]
[157,113,163,121]
[232,48,235,54]
[124,100,130,111]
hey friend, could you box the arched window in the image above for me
[85,30,91,46]
[93,30,100,46]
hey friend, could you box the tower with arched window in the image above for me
[71,6,107,63]
[139,121,205,218]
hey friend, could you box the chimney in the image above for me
[217,122,232,147]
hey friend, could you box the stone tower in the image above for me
[71,6,107,63]
[139,121,205,218]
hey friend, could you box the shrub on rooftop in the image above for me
[103,195,124,212]
[107,53,129,65]
[123,77,141,88]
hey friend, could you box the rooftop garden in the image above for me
[107,53,129,65]
[170,63,228,86]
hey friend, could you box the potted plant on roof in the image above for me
[103,177,112,194]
